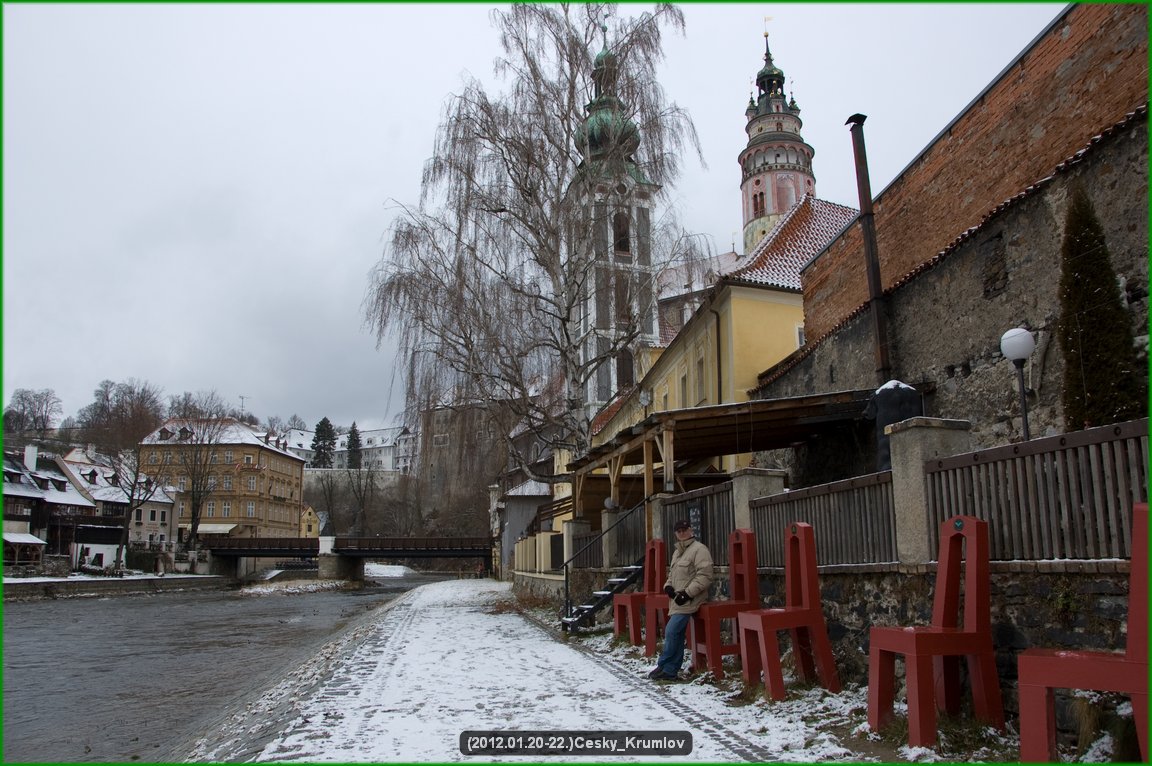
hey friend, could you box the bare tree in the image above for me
[287,414,307,431]
[4,388,63,433]
[144,391,231,562]
[364,3,705,473]
[77,379,165,453]
[344,465,378,536]
[72,378,169,570]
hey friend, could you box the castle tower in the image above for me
[739,35,816,254]
[572,36,661,420]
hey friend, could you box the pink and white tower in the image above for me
[739,34,816,254]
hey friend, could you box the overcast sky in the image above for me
[3,3,1067,432]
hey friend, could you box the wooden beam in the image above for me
[643,437,655,539]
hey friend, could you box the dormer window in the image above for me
[178,426,194,440]
[85,470,98,485]
[158,428,172,441]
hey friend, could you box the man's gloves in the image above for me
[664,585,676,598]
[673,590,691,606]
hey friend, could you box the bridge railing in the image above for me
[334,536,491,551]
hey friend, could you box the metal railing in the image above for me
[925,418,1148,560]
[561,495,652,623]
[750,471,896,566]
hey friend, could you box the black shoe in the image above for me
[647,667,665,679]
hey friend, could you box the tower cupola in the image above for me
[737,32,816,254]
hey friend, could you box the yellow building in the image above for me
[140,418,306,541]
[591,195,857,473]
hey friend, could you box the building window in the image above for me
[695,356,706,404]
[224,450,233,464]
[135,508,142,522]
[432,433,449,448]
[679,374,688,407]
[613,211,631,256]
[244,454,253,465]
[306,523,313,534]
[178,477,187,491]
[160,510,166,522]
[247,501,255,518]
[222,501,231,518]
[164,452,172,465]
[247,476,257,491]
[222,476,232,490]
[149,509,157,522]
[210,452,218,464]
[206,501,215,518]
[149,452,159,465]
[179,502,186,518]
[796,325,806,347]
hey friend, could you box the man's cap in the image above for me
[673,519,692,532]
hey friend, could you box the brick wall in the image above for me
[757,110,1147,455]
[802,4,1148,342]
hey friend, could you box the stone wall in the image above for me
[756,108,1148,456]
[801,3,1148,342]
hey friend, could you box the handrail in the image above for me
[562,493,657,624]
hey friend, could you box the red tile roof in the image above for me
[724,195,858,290]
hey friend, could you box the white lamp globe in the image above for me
[1000,327,1036,362]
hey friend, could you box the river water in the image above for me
[2,572,448,764]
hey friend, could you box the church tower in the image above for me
[739,35,816,254]
[572,36,661,421]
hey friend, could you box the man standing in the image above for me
[648,519,713,681]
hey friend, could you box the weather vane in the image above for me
[763,15,772,38]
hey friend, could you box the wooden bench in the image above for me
[613,539,666,647]
[1017,502,1148,761]
[687,529,759,680]
[868,515,1004,747]
[738,522,840,700]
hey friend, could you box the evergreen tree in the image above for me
[347,422,363,469]
[1056,185,1146,429]
[311,417,337,468]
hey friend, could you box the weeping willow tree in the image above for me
[365,3,706,474]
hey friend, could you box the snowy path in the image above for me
[186,580,885,763]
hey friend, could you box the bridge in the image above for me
[201,536,493,580]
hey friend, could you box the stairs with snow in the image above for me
[561,559,644,632]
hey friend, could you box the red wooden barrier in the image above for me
[1017,502,1148,761]
[868,515,1004,747]
[738,522,840,700]
[613,539,667,646]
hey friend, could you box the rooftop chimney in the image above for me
[23,445,38,471]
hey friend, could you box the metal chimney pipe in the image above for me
[845,113,892,385]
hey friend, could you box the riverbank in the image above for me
[1,572,230,601]
[185,579,1033,764]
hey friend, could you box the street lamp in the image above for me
[1000,327,1036,441]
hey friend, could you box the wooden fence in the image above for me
[925,418,1148,561]
[660,481,734,566]
[749,471,897,567]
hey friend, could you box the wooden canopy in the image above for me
[568,389,875,520]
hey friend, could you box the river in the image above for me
[2,571,448,763]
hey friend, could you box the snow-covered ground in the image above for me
[186,579,1034,764]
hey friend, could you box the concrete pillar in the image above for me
[600,509,619,568]
[887,417,972,564]
[729,468,789,530]
[563,518,591,567]
[318,554,364,581]
[649,494,672,540]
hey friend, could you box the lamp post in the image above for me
[1000,327,1036,441]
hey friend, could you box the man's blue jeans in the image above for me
[656,612,691,676]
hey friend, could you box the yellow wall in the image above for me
[591,284,803,470]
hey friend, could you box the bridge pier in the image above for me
[319,554,364,581]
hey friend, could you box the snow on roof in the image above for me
[142,418,305,461]
[2,532,47,545]
[725,195,858,290]
[505,479,552,497]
